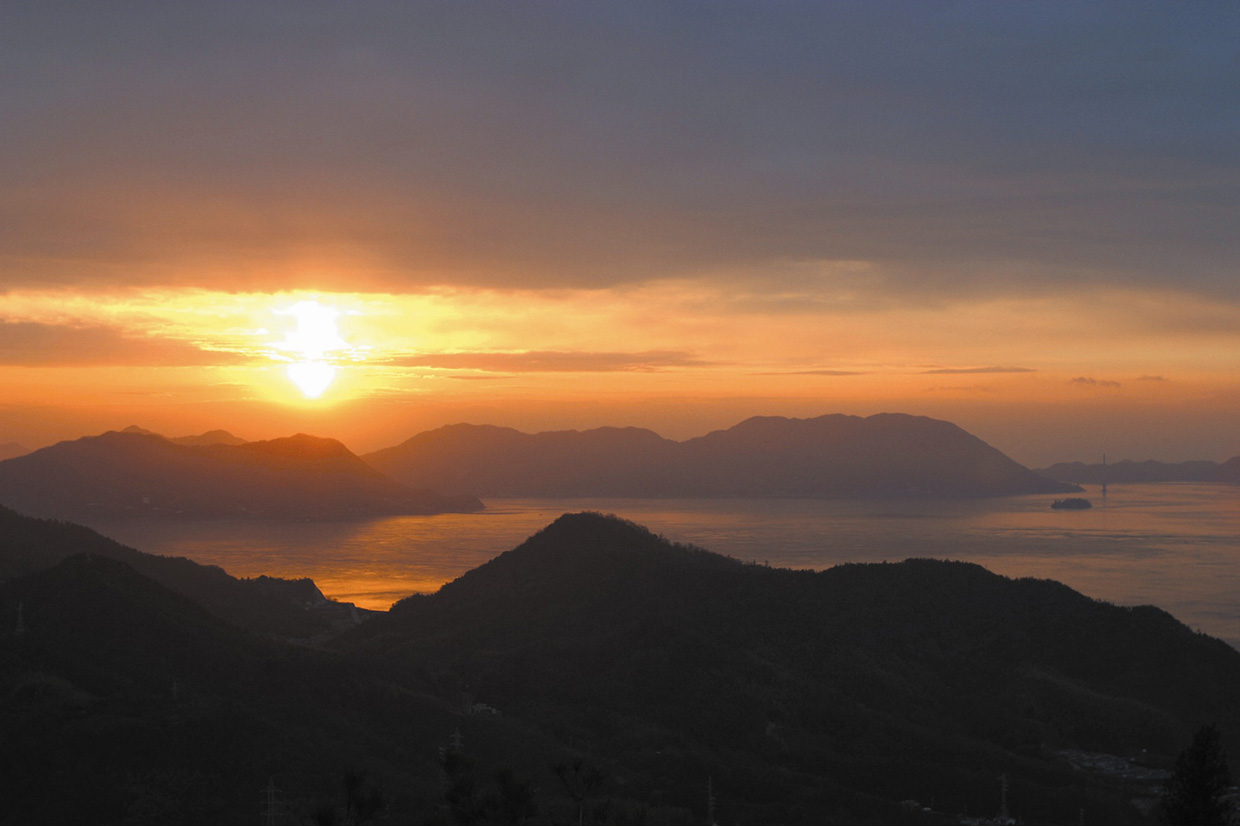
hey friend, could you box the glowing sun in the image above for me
[277,300,349,398]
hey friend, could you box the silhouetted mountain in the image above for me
[1038,458,1219,484]
[2,510,1237,823]
[0,430,482,521]
[0,553,483,824]
[173,429,248,447]
[346,512,1240,823]
[366,422,674,496]
[123,424,248,446]
[365,413,1077,498]
[0,504,365,638]
[0,441,27,461]
[1209,455,1240,484]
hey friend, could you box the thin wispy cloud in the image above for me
[921,366,1036,375]
[753,369,868,377]
[1069,376,1121,389]
[383,350,715,373]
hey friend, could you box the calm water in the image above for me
[91,483,1240,648]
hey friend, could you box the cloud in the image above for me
[1069,376,1121,389]
[926,385,995,394]
[0,321,249,367]
[383,350,715,373]
[755,369,868,377]
[1,3,1238,304]
[1136,374,1168,382]
[921,366,1036,375]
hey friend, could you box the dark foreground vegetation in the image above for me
[1,506,1237,823]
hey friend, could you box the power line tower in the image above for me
[261,776,282,826]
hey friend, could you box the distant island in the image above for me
[1051,497,1093,510]
[0,429,481,521]
[365,412,1080,499]
[1037,458,1221,484]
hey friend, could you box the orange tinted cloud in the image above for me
[383,350,717,373]
[0,321,249,367]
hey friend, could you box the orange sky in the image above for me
[2,284,1236,466]
[3,4,1239,467]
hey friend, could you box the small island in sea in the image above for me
[1052,497,1093,510]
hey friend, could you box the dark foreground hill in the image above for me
[0,430,481,521]
[2,511,1237,823]
[365,413,1077,498]
[0,504,365,639]
[345,512,1240,824]
[0,553,483,825]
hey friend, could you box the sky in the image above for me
[2,1,1239,467]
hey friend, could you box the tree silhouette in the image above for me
[488,767,539,824]
[553,758,604,825]
[1161,724,1234,825]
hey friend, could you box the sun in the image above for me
[286,360,336,399]
[276,300,350,399]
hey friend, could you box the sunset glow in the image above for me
[276,300,350,399]
[1,3,1238,468]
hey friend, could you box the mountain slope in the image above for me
[0,442,27,461]
[120,425,246,446]
[365,413,1076,498]
[0,430,481,520]
[364,423,675,496]
[347,512,1240,823]
[0,504,364,638]
[0,553,488,824]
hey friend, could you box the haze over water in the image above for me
[94,482,1240,649]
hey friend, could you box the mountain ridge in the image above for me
[1,509,1237,822]
[345,511,1240,823]
[0,429,481,521]
[364,412,1078,498]
[0,503,367,638]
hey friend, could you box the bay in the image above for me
[91,482,1240,649]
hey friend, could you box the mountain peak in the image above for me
[238,433,354,460]
[530,510,666,547]
[423,511,736,613]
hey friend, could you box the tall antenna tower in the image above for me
[261,776,281,825]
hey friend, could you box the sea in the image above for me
[91,482,1240,650]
